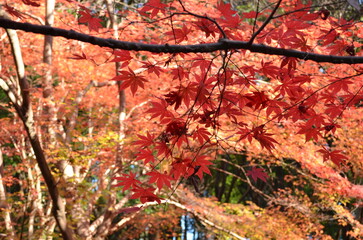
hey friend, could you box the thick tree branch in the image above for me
[1,18,363,64]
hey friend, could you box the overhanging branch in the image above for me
[1,18,363,64]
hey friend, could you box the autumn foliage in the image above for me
[1,0,363,239]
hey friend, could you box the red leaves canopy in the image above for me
[5,0,363,238]
[18,0,357,205]
[94,0,360,205]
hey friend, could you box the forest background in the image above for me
[1,0,363,239]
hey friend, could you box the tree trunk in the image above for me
[0,148,15,239]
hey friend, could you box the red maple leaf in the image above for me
[293,10,319,21]
[319,29,338,46]
[192,55,215,71]
[317,148,348,166]
[130,187,161,204]
[323,123,340,134]
[110,50,132,68]
[194,17,217,38]
[261,61,280,79]
[274,78,304,98]
[190,155,212,180]
[170,157,191,180]
[171,66,189,81]
[180,84,198,108]
[69,51,88,60]
[138,0,167,19]
[113,172,141,191]
[192,127,211,145]
[280,57,297,73]
[141,61,165,77]
[134,132,155,148]
[146,100,174,123]
[22,0,40,7]
[304,114,326,128]
[217,1,237,18]
[192,74,214,105]
[324,104,344,119]
[279,30,307,51]
[113,68,148,96]
[147,171,173,189]
[242,125,279,152]
[164,91,183,110]
[166,24,192,43]
[297,125,322,142]
[154,142,171,157]
[172,134,189,149]
[119,207,141,214]
[135,148,155,164]
[165,120,187,136]
[219,103,243,123]
[286,104,315,122]
[326,39,349,55]
[265,99,289,118]
[245,91,270,110]
[78,9,103,32]
[328,78,353,93]
[219,14,241,28]
[4,4,26,19]
[247,167,268,182]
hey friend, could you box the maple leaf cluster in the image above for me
[4,0,363,208]
[101,0,363,203]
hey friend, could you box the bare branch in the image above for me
[22,11,45,25]
[125,100,149,119]
[0,78,22,107]
[1,18,363,64]
[177,0,227,39]
[165,200,246,240]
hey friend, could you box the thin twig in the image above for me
[248,0,283,45]
[177,0,227,39]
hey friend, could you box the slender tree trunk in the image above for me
[43,0,55,100]
[43,0,57,143]
[90,1,127,238]
[28,166,35,239]
[225,176,237,203]
[183,215,188,240]
[0,148,15,239]
[105,0,126,164]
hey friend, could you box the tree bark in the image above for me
[42,0,57,144]
[0,148,15,240]
[1,18,363,64]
